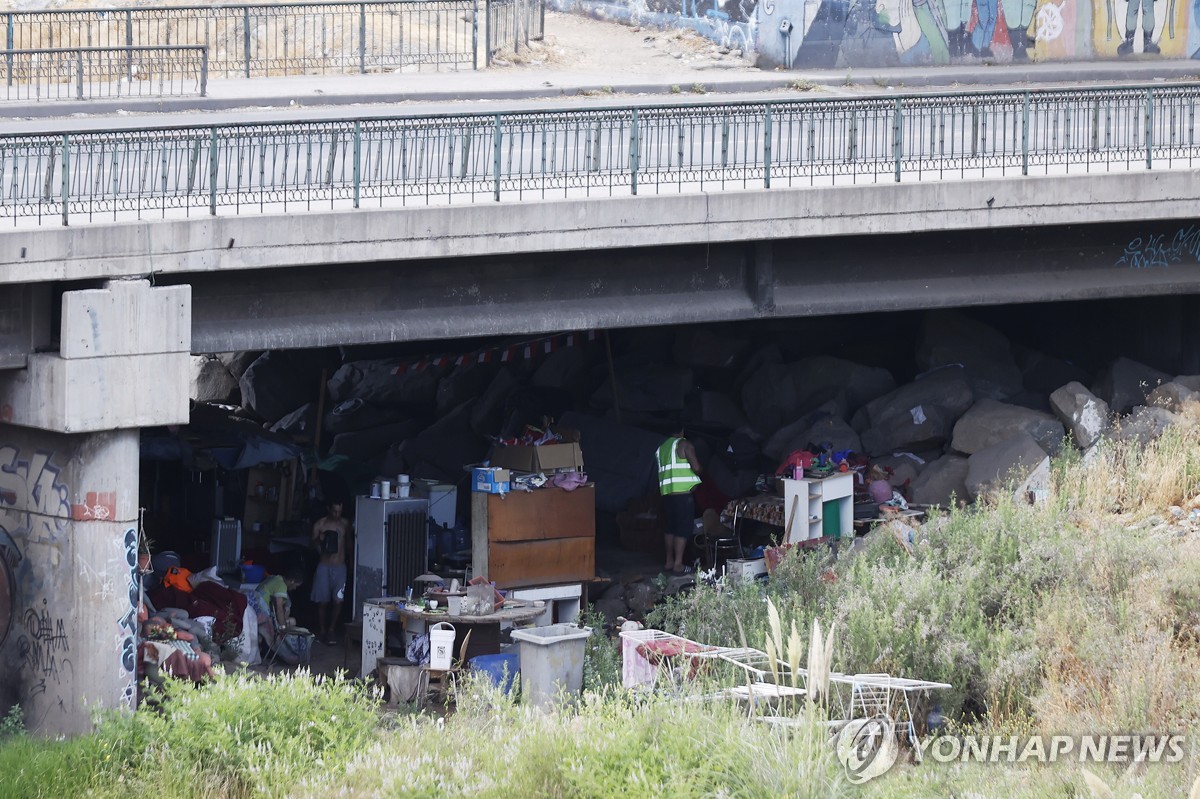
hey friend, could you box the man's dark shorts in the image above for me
[662,492,696,540]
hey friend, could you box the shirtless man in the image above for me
[311,500,351,645]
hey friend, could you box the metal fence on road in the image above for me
[2,0,478,78]
[486,0,544,65]
[2,84,1198,226]
[3,45,208,101]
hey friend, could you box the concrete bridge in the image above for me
[2,80,1200,734]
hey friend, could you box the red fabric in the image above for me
[693,474,730,516]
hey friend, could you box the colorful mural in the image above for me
[555,0,1200,67]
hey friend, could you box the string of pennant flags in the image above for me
[390,330,599,376]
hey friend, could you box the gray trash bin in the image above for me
[510,623,593,709]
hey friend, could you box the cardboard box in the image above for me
[726,558,768,585]
[472,467,511,494]
[489,428,584,474]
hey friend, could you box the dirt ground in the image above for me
[487,11,759,76]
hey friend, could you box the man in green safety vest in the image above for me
[656,429,703,574]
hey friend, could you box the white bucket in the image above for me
[429,621,456,670]
[397,474,411,498]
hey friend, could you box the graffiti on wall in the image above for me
[0,443,72,725]
[0,529,21,651]
[560,0,1200,67]
[1116,225,1200,268]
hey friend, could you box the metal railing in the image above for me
[486,0,543,65]
[2,0,477,78]
[2,45,207,101]
[2,84,1198,226]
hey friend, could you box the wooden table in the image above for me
[395,603,544,662]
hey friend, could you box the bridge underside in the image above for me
[166,219,1200,353]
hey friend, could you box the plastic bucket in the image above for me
[468,652,520,694]
[429,622,456,670]
[510,624,592,709]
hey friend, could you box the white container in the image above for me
[380,480,391,500]
[510,624,592,709]
[448,595,462,616]
[397,474,411,498]
[429,621,456,670]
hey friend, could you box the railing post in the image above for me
[1146,88,1154,170]
[493,113,502,201]
[358,3,366,74]
[242,6,251,78]
[60,134,69,226]
[763,103,772,189]
[353,121,362,208]
[1022,91,1029,175]
[629,108,639,196]
[485,0,491,67]
[6,14,14,89]
[125,10,133,84]
[208,127,218,215]
[200,46,208,97]
[472,0,478,70]
[75,48,83,100]
[893,97,902,182]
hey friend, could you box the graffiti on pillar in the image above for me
[0,445,71,571]
[0,405,12,424]
[72,491,116,522]
[16,598,72,715]
[118,527,139,707]
[0,529,21,650]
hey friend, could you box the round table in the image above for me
[396,603,544,662]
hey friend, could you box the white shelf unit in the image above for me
[782,473,854,544]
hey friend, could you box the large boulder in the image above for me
[239,351,314,424]
[531,347,590,393]
[951,398,1065,456]
[673,328,749,370]
[859,368,974,456]
[327,359,443,414]
[593,364,693,413]
[741,356,894,438]
[908,455,969,508]
[191,355,240,405]
[1147,381,1200,413]
[403,401,488,482]
[323,398,408,436]
[471,367,522,436]
[219,351,263,381]
[916,311,1023,400]
[1109,406,1180,448]
[1173,375,1200,392]
[1092,357,1171,415]
[790,356,896,416]
[964,432,1050,503]
[329,420,422,462]
[1015,348,1093,395]
[436,363,499,417]
[684,391,749,432]
[1049,381,1111,449]
[765,414,861,462]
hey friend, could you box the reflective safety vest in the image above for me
[656,437,700,496]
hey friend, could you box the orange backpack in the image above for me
[162,566,194,593]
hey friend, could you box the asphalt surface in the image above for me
[0,52,1198,132]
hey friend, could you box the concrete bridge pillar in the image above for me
[0,278,190,736]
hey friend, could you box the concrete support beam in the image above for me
[0,280,190,433]
[747,241,775,313]
[1,171,1198,286]
[0,425,140,736]
[0,285,52,370]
